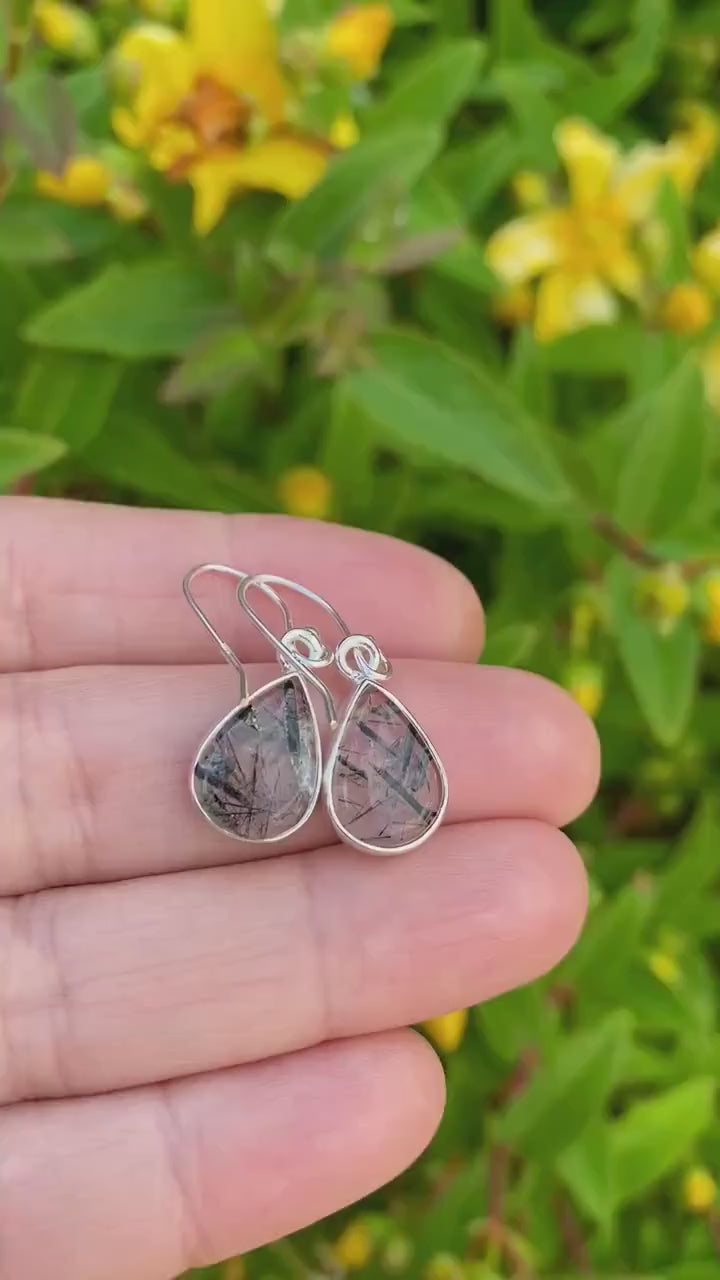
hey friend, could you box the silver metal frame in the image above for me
[189,671,323,844]
[324,675,449,857]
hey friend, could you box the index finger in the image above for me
[0,497,483,672]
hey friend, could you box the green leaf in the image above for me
[24,260,231,359]
[568,0,672,122]
[491,63,560,168]
[650,800,720,933]
[558,1117,614,1229]
[609,1078,716,1203]
[14,352,122,448]
[541,324,643,375]
[479,982,556,1063]
[0,426,66,489]
[498,1012,633,1163]
[0,197,116,264]
[561,882,651,1001]
[367,38,484,131]
[270,128,441,266]
[488,0,545,60]
[161,328,263,404]
[343,329,575,509]
[608,559,700,747]
[83,414,270,511]
[615,359,709,538]
[654,178,692,288]
[439,124,522,214]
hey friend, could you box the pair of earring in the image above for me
[184,565,448,856]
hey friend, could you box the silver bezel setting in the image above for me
[323,679,449,856]
[190,672,322,844]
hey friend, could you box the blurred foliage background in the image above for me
[3,0,720,1276]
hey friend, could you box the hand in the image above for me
[0,498,599,1280]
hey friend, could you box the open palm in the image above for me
[0,498,599,1279]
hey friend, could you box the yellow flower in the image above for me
[647,948,681,988]
[564,659,604,719]
[34,0,100,59]
[424,1009,468,1053]
[325,4,393,80]
[36,154,111,205]
[278,466,332,519]
[658,281,714,335]
[682,1167,717,1214]
[334,1220,373,1270]
[112,0,390,235]
[487,115,718,344]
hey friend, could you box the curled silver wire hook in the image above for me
[238,573,352,728]
[183,564,291,703]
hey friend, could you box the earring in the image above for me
[184,565,325,844]
[238,574,448,856]
[325,633,448,855]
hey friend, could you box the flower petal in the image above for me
[485,212,563,286]
[613,142,667,221]
[190,135,328,235]
[114,23,195,127]
[36,154,110,206]
[325,3,393,80]
[187,0,288,121]
[554,117,619,207]
[603,246,645,300]
[535,271,618,344]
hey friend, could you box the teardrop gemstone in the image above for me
[193,675,319,841]
[329,686,446,852]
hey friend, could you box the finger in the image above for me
[0,497,482,672]
[0,1030,443,1280]
[0,661,599,894]
[0,820,586,1102]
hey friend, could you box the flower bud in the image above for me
[277,466,332,520]
[424,1009,469,1054]
[492,285,534,327]
[563,659,604,719]
[657,281,714,335]
[34,1,101,60]
[646,948,681,988]
[334,1220,373,1271]
[637,564,690,635]
[137,0,186,21]
[425,1255,465,1280]
[682,1166,717,1214]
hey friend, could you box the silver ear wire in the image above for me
[183,564,292,702]
[238,573,351,729]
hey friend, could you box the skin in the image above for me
[0,498,600,1280]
